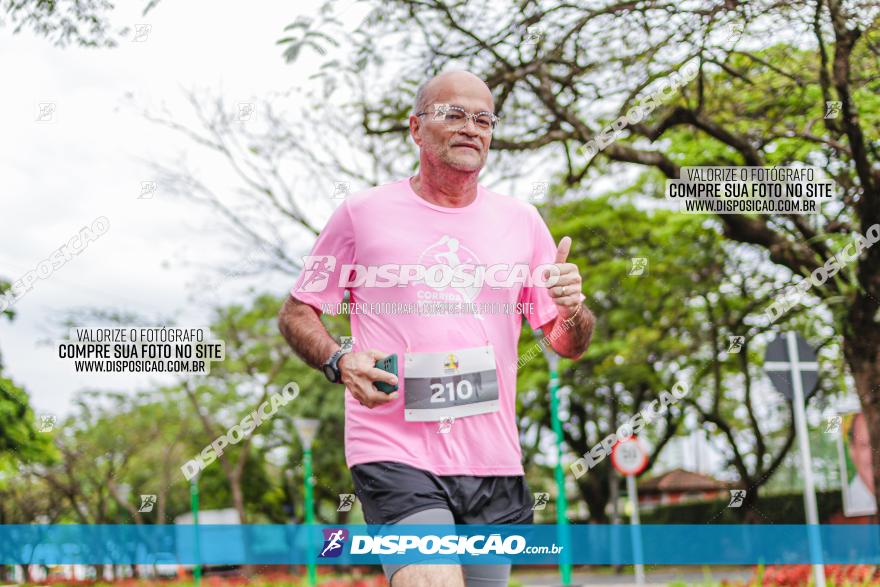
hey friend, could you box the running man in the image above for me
[278,70,595,586]
[423,235,482,316]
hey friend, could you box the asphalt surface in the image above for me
[512,566,755,586]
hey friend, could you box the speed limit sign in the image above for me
[611,437,648,476]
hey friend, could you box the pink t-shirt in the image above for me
[290,177,560,476]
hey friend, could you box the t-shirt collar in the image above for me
[403,177,483,214]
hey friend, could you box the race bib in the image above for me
[404,345,500,422]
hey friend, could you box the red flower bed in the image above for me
[747,565,879,586]
[314,575,388,587]
[35,568,390,587]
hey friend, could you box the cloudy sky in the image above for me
[0,0,375,417]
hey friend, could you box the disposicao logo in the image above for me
[319,528,348,558]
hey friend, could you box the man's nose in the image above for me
[458,118,481,137]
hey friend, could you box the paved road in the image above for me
[513,566,754,586]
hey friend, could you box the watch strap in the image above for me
[324,345,351,383]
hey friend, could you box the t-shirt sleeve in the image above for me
[519,206,560,330]
[289,200,357,314]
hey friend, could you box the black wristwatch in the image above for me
[322,338,353,383]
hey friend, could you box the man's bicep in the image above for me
[288,294,323,316]
[279,295,322,335]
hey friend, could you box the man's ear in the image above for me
[409,115,422,146]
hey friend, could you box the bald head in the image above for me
[409,69,495,174]
[413,70,494,115]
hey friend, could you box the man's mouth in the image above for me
[453,144,480,151]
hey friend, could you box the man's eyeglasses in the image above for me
[415,104,499,135]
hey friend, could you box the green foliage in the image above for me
[189,293,352,522]
[0,290,357,524]
[513,190,743,518]
[0,0,161,48]
[640,490,844,524]
[0,278,57,475]
[0,373,56,473]
[0,277,15,328]
[278,15,342,64]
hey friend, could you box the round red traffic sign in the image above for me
[611,437,648,476]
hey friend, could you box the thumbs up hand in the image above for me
[547,236,584,318]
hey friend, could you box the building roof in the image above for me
[638,468,733,494]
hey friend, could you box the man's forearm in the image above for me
[549,304,595,359]
[278,295,340,370]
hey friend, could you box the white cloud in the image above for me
[0,0,369,416]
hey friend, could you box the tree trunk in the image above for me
[739,484,761,523]
[231,477,248,524]
[577,472,610,523]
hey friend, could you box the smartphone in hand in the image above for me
[374,354,398,393]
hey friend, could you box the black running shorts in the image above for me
[350,460,535,526]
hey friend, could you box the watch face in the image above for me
[323,364,337,383]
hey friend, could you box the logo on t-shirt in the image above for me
[298,237,558,293]
[416,235,482,305]
[298,256,336,292]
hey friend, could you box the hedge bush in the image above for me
[639,490,844,524]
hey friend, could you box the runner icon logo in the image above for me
[331,181,351,200]
[727,336,744,353]
[319,528,348,558]
[337,494,356,512]
[824,101,842,119]
[824,416,842,434]
[138,495,157,513]
[437,416,455,434]
[38,415,56,432]
[532,492,550,511]
[628,257,648,276]
[529,182,548,202]
[297,256,337,293]
[728,490,746,508]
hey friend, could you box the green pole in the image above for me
[548,362,572,585]
[190,477,202,587]
[304,449,317,587]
